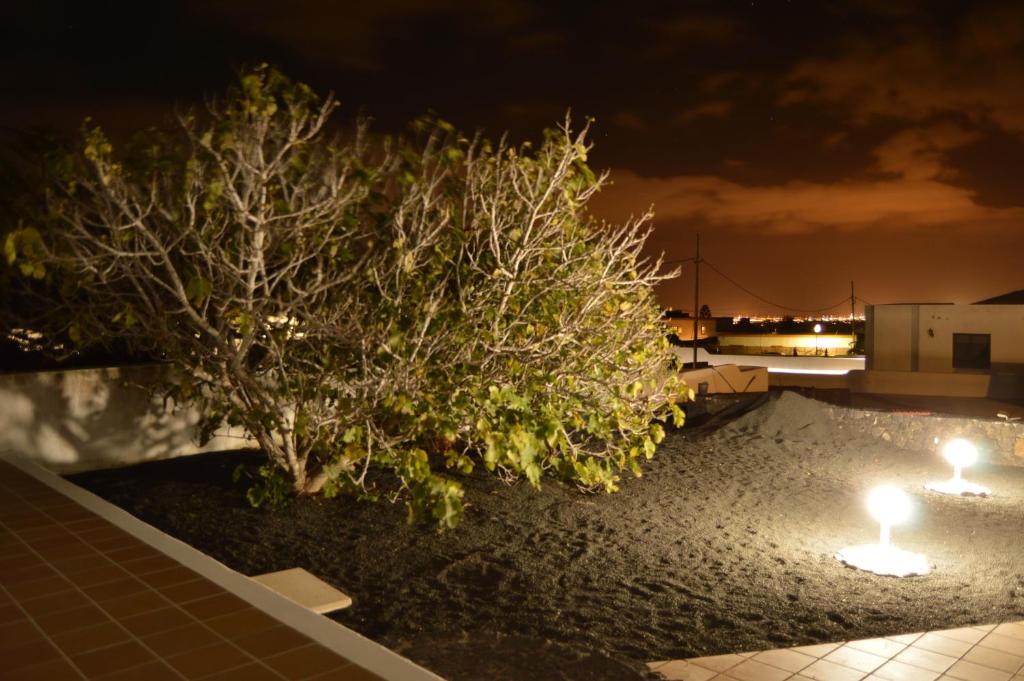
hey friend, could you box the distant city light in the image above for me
[767,368,851,375]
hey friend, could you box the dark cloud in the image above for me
[592,165,1024,236]
[1,0,1021,313]
[780,4,1024,133]
[188,0,537,72]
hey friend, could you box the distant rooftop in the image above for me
[869,288,1024,307]
[975,288,1024,304]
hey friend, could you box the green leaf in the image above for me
[671,403,686,427]
[203,179,224,211]
[185,275,213,306]
[649,423,665,445]
[3,233,16,264]
[524,462,542,487]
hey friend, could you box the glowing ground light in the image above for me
[925,438,991,497]
[835,486,931,577]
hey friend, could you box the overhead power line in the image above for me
[701,259,852,314]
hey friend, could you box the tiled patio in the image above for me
[0,458,396,681]
[650,625,1024,681]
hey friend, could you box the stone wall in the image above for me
[827,403,1024,467]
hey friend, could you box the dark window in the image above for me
[952,333,990,370]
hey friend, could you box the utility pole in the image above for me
[850,280,855,334]
[693,233,700,367]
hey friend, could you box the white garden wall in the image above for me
[0,364,255,473]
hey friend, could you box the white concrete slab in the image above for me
[253,567,353,613]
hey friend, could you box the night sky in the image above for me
[3,1,1022,316]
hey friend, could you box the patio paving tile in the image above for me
[0,602,28,625]
[34,602,114,636]
[5,657,85,681]
[6,573,75,600]
[847,638,908,659]
[264,642,353,678]
[180,591,252,620]
[118,552,181,575]
[0,458,406,681]
[20,588,93,618]
[993,624,1024,641]
[935,629,989,645]
[6,638,65,673]
[961,646,1024,674]
[98,589,174,618]
[894,646,959,674]
[137,565,202,588]
[824,645,889,673]
[914,633,975,658]
[74,566,135,589]
[140,621,225,657]
[233,623,314,657]
[308,665,389,681]
[753,647,818,673]
[979,633,1024,657]
[69,639,158,677]
[80,575,152,602]
[97,660,185,681]
[204,606,282,639]
[652,624,1024,681]
[165,640,254,678]
[872,659,942,681]
[723,658,795,681]
[800,658,869,681]
[653,659,720,681]
[200,662,286,681]
[0,622,49,655]
[158,577,227,602]
[690,653,749,672]
[793,643,843,657]
[945,660,1014,681]
[889,634,926,645]
[49,620,133,655]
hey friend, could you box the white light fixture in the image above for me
[866,486,910,546]
[813,323,822,334]
[835,485,930,577]
[925,438,991,496]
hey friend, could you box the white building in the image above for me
[855,290,1024,399]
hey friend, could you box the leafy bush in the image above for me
[3,66,685,527]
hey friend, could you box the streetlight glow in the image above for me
[925,438,991,496]
[942,438,977,476]
[835,485,930,577]
[867,485,911,545]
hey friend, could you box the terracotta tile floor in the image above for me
[649,625,1024,681]
[0,460,385,681]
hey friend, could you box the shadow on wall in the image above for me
[0,365,255,473]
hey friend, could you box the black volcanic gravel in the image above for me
[68,392,1024,681]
